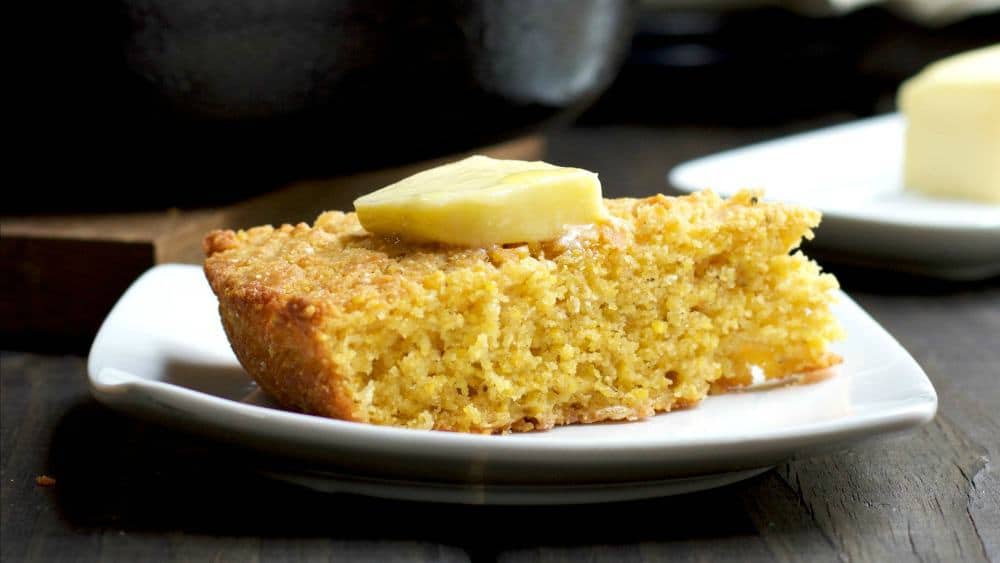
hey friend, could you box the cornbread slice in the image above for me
[204,190,842,434]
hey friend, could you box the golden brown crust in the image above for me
[203,229,240,257]
[204,262,360,422]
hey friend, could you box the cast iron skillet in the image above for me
[27,0,634,210]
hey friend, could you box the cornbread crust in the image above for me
[204,190,842,434]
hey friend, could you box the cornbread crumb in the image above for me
[35,475,56,487]
[204,190,842,434]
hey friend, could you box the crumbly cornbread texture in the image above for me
[204,190,842,433]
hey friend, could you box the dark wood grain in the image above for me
[3,119,999,562]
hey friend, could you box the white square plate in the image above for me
[669,114,1000,280]
[88,264,937,504]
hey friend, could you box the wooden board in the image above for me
[0,136,544,350]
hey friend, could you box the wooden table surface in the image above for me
[3,117,998,562]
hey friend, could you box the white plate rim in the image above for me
[258,466,774,505]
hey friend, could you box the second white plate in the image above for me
[669,114,1000,279]
[88,265,937,503]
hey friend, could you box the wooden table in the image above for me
[2,118,998,562]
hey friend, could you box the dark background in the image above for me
[13,2,999,212]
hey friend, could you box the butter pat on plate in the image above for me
[898,44,1000,203]
[354,155,609,246]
